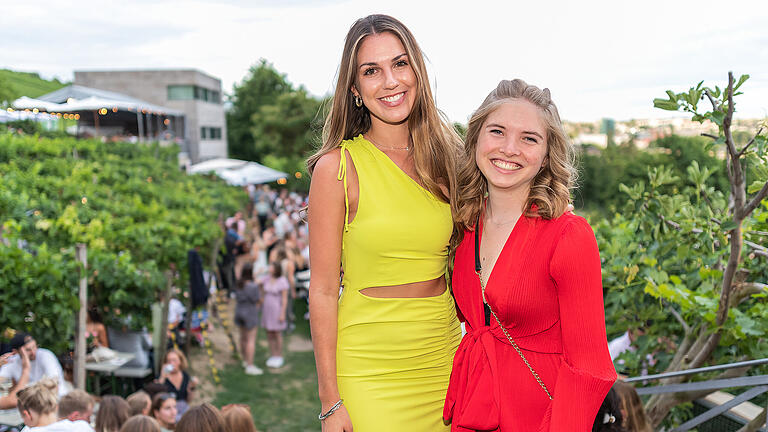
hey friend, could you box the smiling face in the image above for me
[475,100,548,197]
[351,32,417,127]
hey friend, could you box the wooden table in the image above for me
[85,352,135,394]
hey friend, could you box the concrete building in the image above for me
[74,69,227,163]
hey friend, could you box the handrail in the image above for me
[624,358,768,383]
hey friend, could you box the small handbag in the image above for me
[475,218,553,401]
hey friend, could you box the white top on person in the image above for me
[0,332,67,397]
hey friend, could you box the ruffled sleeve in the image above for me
[542,217,616,431]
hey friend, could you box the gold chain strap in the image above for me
[477,269,553,400]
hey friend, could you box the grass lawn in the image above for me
[213,300,320,432]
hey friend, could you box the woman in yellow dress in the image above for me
[306,14,463,432]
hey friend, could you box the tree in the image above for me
[597,73,768,427]
[227,60,293,162]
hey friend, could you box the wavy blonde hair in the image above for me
[306,14,461,203]
[454,79,576,236]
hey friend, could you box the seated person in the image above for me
[85,308,109,349]
[0,332,67,397]
[17,378,93,431]
[0,348,30,409]
[58,389,94,424]
[156,349,197,419]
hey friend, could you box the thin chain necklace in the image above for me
[364,134,411,151]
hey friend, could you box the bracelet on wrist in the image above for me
[318,399,344,421]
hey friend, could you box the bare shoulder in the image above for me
[312,149,342,179]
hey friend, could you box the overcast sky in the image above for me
[3,0,767,123]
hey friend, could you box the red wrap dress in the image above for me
[443,211,617,431]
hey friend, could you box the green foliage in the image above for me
[227,60,294,162]
[597,164,768,368]
[0,133,246,352]
[599,73,768,427]
[0,69,67,101]
[226,60,323,191]
[575,135,727,215]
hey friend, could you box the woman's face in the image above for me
[166,352,181,370]
[475,100,548,196]
[352,32,417,127]
[155,398,177,426]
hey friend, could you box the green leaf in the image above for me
[748,180,766,194]
[654,98,680,111]
[734,74,750,91]
[720,219,738,231]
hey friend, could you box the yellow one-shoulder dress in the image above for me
[335,135,461,431]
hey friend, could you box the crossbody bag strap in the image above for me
[475,216,553,401]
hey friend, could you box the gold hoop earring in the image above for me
[354,95,363,108]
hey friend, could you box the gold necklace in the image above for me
[365,134,411,151]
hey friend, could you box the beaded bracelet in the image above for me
[318,399,344,421]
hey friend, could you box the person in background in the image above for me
[157,349,196,419]
[0,346,29,409]
[592,387,625,432]
[85,308,109,349]
[58,389,94,424]
[613,381,653,432]
[126,391,152,416]
[235,265,263,376]
[221,405,257,432]
[174,403,225,432]
[119,416,161,432]
[260,261,289,369]
[16,378,93,431]
[94,395,131,432]
[151,393,177,432]
[0,332,67,397]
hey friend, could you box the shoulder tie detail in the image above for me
[337,141,350,232]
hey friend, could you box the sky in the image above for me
[2,0,767,123]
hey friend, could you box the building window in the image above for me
[200,127,222,140]
[168,85,194,100]
[168,85,221,104]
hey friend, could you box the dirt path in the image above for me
[188,295,314,402]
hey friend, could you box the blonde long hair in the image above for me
[306,14,461,203]
[453,79,576,237]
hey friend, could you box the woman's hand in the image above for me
[321,404,353,432]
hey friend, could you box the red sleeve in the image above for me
[546,217,616,431]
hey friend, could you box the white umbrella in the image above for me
[217,162,288,186]
[188,158,249,174]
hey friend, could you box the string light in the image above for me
[74,114,80,120]
[32,108,39,114]
[112,107,118,113]
[277,178,287,185]
[163,119,170,125]
[294,172,302,179]
[99,108,108,115]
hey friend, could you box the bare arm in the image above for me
[308,150,353,431]
[0,351,30,409]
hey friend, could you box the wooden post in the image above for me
[74,244,87,390]
[136,111,144,142]
[156,271,174,373]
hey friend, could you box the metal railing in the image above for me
[626,358,768,432]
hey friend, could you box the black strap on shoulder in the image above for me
[474,217,492,327]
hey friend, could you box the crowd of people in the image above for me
[220,185,309,376]
[9,377,256,432]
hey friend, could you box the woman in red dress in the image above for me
[443,79,616,431]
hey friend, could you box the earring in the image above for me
[354,95,363,108]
